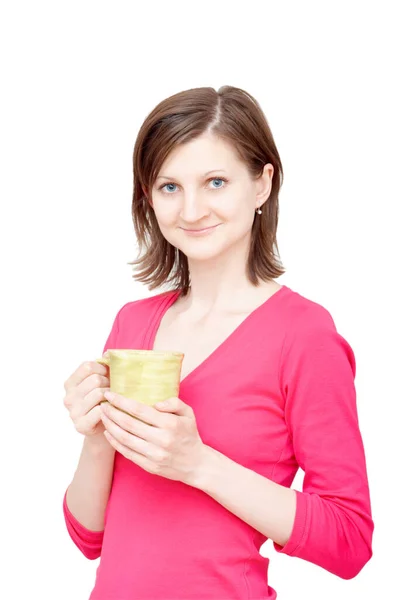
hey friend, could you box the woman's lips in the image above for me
[180,224,221,236]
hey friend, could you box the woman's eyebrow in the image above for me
[157,169,227,180]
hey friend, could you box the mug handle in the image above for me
[96,349,110,367]
[96,356,110,366]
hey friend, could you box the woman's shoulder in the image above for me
[281,285,355,365]
[282,285,337,333]
[279,287,357,388]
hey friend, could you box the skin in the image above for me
[98,132,297,547]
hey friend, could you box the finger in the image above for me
[155,396,193,417]
[78,372,109,397]
[75,404,103,434]
[101,412,157,459]
[103,430,157,472]
[80,379,110,413]
[100,402,167,446]
[68,385,109,421]
[105,392,171,428]
[64,361,108,391]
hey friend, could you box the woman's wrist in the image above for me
[84,432,115,456]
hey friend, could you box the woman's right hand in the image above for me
[63,361,110,440]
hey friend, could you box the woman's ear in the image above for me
[255,164,274,205]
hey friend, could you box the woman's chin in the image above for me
[166,231,230,262]
[179,243,226,262]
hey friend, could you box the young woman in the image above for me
[63,85,373,599]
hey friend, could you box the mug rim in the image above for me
[104,348,184,358]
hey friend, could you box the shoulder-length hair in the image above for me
[128,85,285,296]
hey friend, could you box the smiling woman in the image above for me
[62,85,373,600]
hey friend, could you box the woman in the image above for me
[63,85,373,599]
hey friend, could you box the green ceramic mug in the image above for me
[96,349,184,411]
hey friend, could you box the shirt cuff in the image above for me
[273,489,308,556]
[63,487,104,544]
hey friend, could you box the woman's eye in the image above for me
[209,178,226,188]
[163,183,178,193]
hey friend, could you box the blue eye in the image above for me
[163,183,177,193]
[159,177,227,194]
[210,178,225,188]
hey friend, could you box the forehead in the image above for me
[158,134,245,177]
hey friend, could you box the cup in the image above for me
[96,349,184,412]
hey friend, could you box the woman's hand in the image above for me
[99,391,206,485]
[63,361,111,441]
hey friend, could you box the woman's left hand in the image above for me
[99,391,206,486]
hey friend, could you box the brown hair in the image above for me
[128,85,285,296]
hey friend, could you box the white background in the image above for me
[1,1,396,599]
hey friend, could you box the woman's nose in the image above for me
[179,193,209,223]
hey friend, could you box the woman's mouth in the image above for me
[180,224,222,236]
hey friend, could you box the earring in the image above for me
[256,207,262,214]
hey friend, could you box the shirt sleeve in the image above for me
[274,306,374,579]
[63,488,104,559]
[63,305,122,559]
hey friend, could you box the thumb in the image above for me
[155,396,193,417]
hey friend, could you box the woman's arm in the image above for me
[65,436,115,531]
[63,305,122,558]
[189,311,373,580]
[63,437,115,560]
[190,444,296,546]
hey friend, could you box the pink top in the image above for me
[63,285,373,599]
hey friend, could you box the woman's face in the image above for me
[149,133,273,263]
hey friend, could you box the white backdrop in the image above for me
[1,1,396,599]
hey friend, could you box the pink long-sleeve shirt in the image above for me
[63,284,373,599]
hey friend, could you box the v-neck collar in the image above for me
[144,284,290,387]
